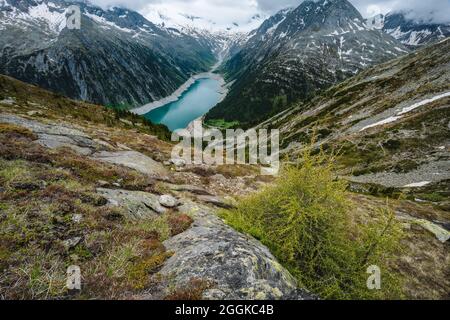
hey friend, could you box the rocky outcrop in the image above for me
[348,161,450,188]
[96,188,310,300]
[0,112,311,300]
[156,201,312,300]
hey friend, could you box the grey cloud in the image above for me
[85,0,450,24]
[349,0,450,23]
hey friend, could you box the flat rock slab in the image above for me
[91,151,168,177]
[157,201,311,300]
[0,115,167,176]
[414,219,450,243]
[97,188,167,219]
[348,161,450,188]
[0,114,97,155]
[0,98,15,105]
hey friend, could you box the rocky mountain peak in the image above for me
[0,0,219,107]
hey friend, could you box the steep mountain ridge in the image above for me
[144,5,267,33]
[0,0,217,107]
[206,0,408,127]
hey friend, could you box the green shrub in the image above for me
[221,149,404,299]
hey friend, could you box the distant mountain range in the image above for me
[206,0,409,127]
[366,12,450,48]
[143,5,267,33]
[257,37,450,199]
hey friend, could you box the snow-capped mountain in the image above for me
[0,0,218,107]
[206,0,409,126]
[366,12,450,48]
[0,0,67,34]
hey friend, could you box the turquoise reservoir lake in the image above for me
[143,77,224,131]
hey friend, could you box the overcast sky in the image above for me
[89,0,450,27]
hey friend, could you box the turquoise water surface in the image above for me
[144,78,223,131]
